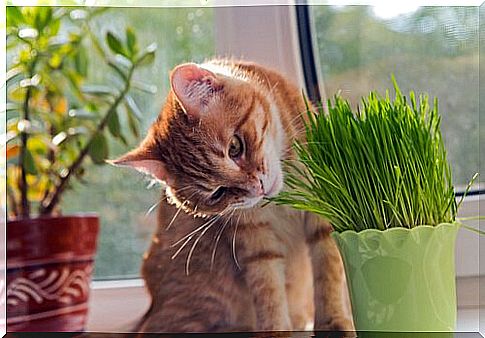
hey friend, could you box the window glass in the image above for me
[310,5,480,190]
[60,7,214,279]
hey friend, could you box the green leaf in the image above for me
[132,80,157,94]
[69,9,88,21]
[7,7,24,28]
[126,27,137,57]
[47,17,61,36]
[6,67,23,88]
[75,46,88,77]
[124,95,142,119]
[125,104,140,138]
[34,7,52,32]
[24,148,38,175]
[106,32,126,57]
[113,54,132,69]
[49,53,62,69]
[88,132,109,164]
[4,102,20,115]
[82,84,117,97]
[107,111,121,138]
[68,109,96,120]
[135,43,157,66]
[68,126,89,135]
[64,69,84,101]
[136,51,155,67]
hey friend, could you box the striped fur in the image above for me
[117,59,354,333]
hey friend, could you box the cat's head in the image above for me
[112,62,285,216]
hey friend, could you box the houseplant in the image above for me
[6,7,156,331]
[274,80,478,332]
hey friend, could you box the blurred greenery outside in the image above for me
[7,6,481,279]
[311,6,480,190]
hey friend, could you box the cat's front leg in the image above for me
[237,221,292,331]
[304,213,355,332]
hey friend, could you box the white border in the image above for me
[5,0,484,7]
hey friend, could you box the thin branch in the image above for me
[18,60,37,219]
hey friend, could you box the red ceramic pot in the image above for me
[6,215,99,332]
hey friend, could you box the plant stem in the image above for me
[18,63,36,219]
[39,66,135,216]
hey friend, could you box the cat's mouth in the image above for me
[230,197,263,210]
[228,176,281,210]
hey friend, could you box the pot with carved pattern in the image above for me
[6,214,99,332]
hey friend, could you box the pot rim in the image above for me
[7,212,99,225]
[332,222,460,239]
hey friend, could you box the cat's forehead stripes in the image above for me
[159,120,224,185]
[240,100,271,156]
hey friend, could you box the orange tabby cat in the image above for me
[113,59,354,332]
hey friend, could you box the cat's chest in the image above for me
[248,204,306,252]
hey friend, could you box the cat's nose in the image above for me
[256,180,264,196]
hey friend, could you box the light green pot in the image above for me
[331,223,459,332]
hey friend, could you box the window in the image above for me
[308,5,481,191]
[60,7,214,279]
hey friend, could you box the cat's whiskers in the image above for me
[185,207,232,275]
[282,140,324,161]
[210,208,236,270]
[144,196,166,218]
[282,111,310,136]
[287,110,307,126]
[258,69,278,99]
[166,190,197,230]
[170,213,220,249]
[166,206,184,231]
[185,221,213,275]
[282,120,307,141]
[170,213,222,260]
[231,210,243,270]
[145,185,194,218]
[170,234,195,260]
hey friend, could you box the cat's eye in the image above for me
[228,135,244,159]
[210,186,227,202]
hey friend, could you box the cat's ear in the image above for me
[170,63,221,118]
[108,143,168,183]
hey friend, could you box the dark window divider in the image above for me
[295,4,322,105]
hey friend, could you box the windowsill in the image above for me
[87,279,150,332]
[87,275,484,333]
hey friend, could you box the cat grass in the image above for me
[273,79,458,233]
